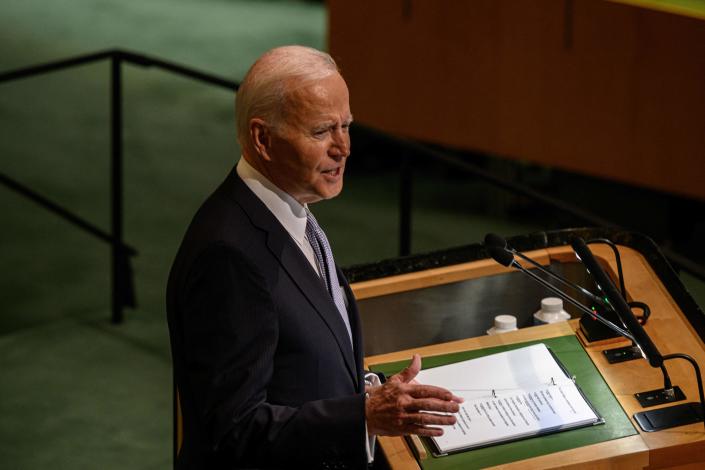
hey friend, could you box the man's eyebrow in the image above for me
[312,117,353,129]
[312,121,335,131]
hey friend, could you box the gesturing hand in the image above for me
[365,354,464,437]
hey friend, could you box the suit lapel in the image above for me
[221,170,359,387]
[339,267,365,393]
[277,243,358,387]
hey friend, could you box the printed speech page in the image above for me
[415,343,600,453]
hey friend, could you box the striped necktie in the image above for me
[305,210,353,345]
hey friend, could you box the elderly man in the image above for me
[166,46,461,470]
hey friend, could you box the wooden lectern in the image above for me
[347,229,705,469]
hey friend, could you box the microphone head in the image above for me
[484,233,507,250]
[484,233,515,267]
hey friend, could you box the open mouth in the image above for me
[322,167,342,177]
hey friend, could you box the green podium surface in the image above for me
[371,335,637,470]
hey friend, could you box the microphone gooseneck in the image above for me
[484,233,610,310]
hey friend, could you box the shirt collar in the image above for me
[236,157,308,248]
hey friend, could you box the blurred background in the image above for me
[1,0,703,468]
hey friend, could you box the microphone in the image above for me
[484,233,514,267]
[571,237,663,368]
[484,233,611,309]
[483,233,633,340]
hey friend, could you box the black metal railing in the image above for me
[0,49,239,324]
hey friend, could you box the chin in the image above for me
[310,185,343,203]
[325,182,344,199]
[300,178,345,204]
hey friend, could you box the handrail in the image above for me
[0,49,238,90]
[0,50,114,83]
[0,49,239,323]
[0,173,136,256]
[118,50,238,90]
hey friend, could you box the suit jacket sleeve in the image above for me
[179,243,367,468]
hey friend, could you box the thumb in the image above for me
[396,353,421,383]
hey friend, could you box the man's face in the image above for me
[262,73,352,204]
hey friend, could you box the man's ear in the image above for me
[250,118,272,161]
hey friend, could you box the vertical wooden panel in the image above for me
[328,0,705,200]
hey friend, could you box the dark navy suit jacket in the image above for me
[166,169,367,469]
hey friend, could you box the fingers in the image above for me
[406,397,460,414]
[393,353,421,384]
[408,425,445,437]
[408,384,464,404]
[393,413,457,437]
[404,412,458,427]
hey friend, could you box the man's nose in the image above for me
[329,129,350,159]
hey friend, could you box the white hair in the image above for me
[235,45,339,147]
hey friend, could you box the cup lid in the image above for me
[494,314,517,330]
[541,297,563,313]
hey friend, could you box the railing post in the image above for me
[399,151,412,256]
[111,53,124,324]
